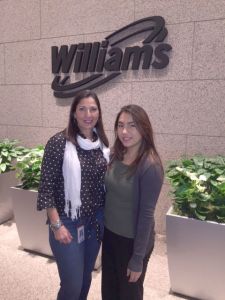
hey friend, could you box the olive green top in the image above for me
[104,160,135,238]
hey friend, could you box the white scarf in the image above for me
[62,134,110,220]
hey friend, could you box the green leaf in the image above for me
[1,151,8,157]
[193,157,204,167]
[0,164,7,172]
[194,209,207,221]
[214,168,224,175]
[217,182,225,192]
[217,175,225,182]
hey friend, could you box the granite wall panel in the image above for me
[186,135,225,156]
[7,126,62,148]
[155,133,187,162]
[0,126,7,139]
[0,45,4,84]
[95,82,132,131]
[42,85,71,128]
[136,0,225,23]
[41,0,134,38]
[193,19,225,79]
[135,0,183,24]
[0,0,40,43]
[0,85,42,126]
[190,80,225,136]
[181,0,225,22]
[132,81,192,135]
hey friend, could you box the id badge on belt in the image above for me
[77,225,85,244]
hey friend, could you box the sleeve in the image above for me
[128,163,163,272]
[37,135,64,211]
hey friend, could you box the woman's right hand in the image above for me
[47,208,73,244]
[53,225,73,244]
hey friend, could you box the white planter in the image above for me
[10,187,52,257]
[166,207,225,300]
[0,171,18,223]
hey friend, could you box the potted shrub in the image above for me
[10,145,53,256]
[166,155,225,300]
[0,139,27,223]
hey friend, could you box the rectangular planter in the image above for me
[166,207,225,300]
[10,187,52,257]
[0,171,18,224]
[11,186,101,269]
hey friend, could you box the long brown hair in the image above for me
[64,90,109,147]
[111,104,162,173]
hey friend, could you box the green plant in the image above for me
[16,145,44,190]
[166,156,225,223]
[0,139,28,174]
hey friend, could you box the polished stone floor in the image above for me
[0,220,190,300]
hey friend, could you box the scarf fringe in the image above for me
[62,134,110,220]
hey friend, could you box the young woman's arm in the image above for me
[37,134,64,210]
[37,133,72,244]
[128,163,163,275]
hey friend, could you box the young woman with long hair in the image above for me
[102,104,163,300]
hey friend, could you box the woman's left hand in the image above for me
[127,268,142,282]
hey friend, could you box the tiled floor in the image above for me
[0,220,187,300]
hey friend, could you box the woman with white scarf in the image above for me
[37,90,110,300]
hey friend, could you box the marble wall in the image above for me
[1,0,225,233]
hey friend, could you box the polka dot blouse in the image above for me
[37,131,107,218]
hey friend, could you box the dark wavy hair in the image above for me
[64,90,109,147]
[111,104,162,173]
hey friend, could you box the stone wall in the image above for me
[1,0,225,233]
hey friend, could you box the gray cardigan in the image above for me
[128,157,163,272]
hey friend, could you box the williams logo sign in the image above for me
[51,16,172,98]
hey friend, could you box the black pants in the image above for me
[101,227,153,300]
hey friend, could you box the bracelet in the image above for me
[50,219,63,232]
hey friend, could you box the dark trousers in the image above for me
[101,227,153,300]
